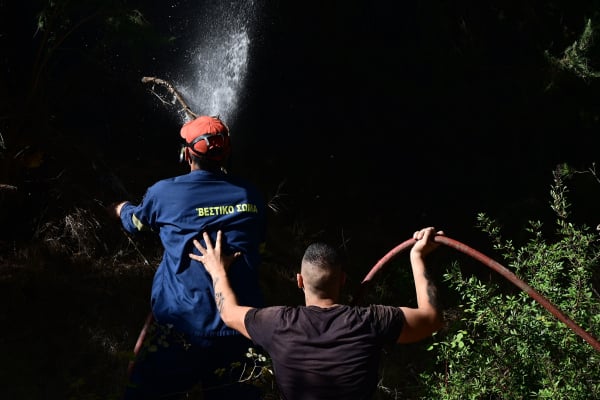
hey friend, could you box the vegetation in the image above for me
[418,165,600,399]
[547,18,600,80]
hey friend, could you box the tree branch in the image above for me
[141,76,199,120]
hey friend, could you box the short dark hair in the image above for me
[301,242,345,296]
[302,242,343,269]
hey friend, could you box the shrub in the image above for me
[420,164,600,399]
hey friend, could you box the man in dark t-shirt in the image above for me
[245,304,404,399]
[190,227,444,400]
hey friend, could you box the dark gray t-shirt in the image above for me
[245,304,405,400]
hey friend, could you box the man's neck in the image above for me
[304,296,339,309]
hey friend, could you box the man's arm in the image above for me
[397,227,444,343]
[189,231,254,339]
[110,201,128,218]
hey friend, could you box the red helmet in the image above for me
[180,116,231,161]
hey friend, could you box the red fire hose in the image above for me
[129,233,600,378]
[127,312,154,377]
[353,235,600,352]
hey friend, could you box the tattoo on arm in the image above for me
[427,281,439,309]
[424,270,440,310]
[215,292,225,313]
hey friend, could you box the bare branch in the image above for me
[0,184,18,191]
[588,162,600,185]
[141,76,199,120]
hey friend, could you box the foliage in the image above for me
[0,1,176,243]
[231,347,280,399]
[419,165,600,399]
[546,18,600,80]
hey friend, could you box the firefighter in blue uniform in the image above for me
[112,115,265,399]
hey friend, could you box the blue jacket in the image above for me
[119,169,266,339]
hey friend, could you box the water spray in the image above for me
[353,235,600,352]
[168,0,257,124]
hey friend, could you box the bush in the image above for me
[420,164,600,399]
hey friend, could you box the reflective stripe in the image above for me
[132,214,148,231]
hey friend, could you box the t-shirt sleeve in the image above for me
[371,305,405,344]
[244,307,284,346]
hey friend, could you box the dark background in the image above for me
[1,1,599,271]
[3,1,600,247]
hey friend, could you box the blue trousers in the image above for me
[124,323,263,399]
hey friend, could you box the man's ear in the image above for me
[297,273,304,290]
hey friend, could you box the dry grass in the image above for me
[0,205,159,399]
